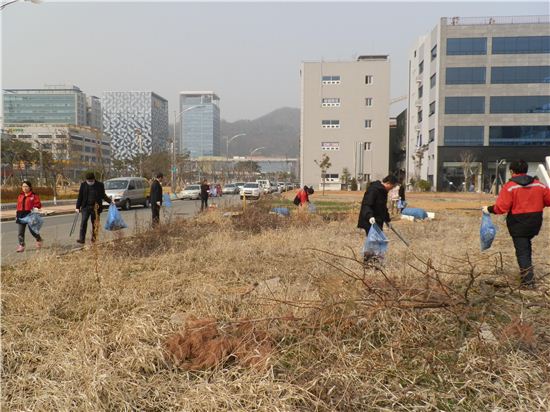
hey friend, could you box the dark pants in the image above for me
[152,204,160,226]
[512,236,535,285]
[201,195,208,211]
[17,222,41,246]
[80,206,100,242]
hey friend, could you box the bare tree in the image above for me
[314,154,332,195]
[460,150,476,192]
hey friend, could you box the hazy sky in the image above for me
[1,1,548,121]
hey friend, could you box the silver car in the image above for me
[178,184,201,200]
[104,177,151,210]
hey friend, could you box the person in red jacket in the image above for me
[483,160,550,288]
[295,185,314,207]
[15,180,43,252]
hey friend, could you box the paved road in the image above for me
[1,195,239,265]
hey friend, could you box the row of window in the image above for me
[321,75,374,85]
[320,97,374,107]
[446,36,550,55]
[445,96,550,114]
[446,66,550,84]
[320,142,372,151]
[321,120,374,129]
[443,126,550,146]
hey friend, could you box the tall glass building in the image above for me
[102,91,169,160]
[179,92,220,158]
[3,85,87,126]
[407,15,550,191]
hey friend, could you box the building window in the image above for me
[418,85,423,98]
[365,97,373,106]
[431,45,437,60]
[429,101,436,116]
[443,126,484,146]
[445,97,485,114]
[430,73,437,88]
[363,142,371,151]
[321,98,341,107]
[429,129,435,143]
[419,61,424,74]
[321,120,340,128]
[492,36,550,54]
[416,134,422,147]
[321,142,340,151]
[489,126,550,146]
[364,119,372,128]
[446,37,487,55]
[322,75,341,84]
[446,67,486,84]
[491,66,550,84]
[417,110,423,123]
[38,134,51,139]
[365,75,373,84]
[490,96,550,113]
[321,173,340,182]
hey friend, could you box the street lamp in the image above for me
[225,133,246,160]
[1,0,40,11]
[249,147,265,157]
[172,104,206,193]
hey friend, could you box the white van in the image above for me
[256,179,272,194]
[103,177,151,210]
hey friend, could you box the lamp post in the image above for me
[249,147,265,157]
[225,133,246,160]
[172,104,206,193]
[1,0,40,11]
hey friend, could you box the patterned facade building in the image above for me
[102,91,169,160]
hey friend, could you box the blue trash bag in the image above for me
[480,212,497,251]
[271,207,289,217]
[362,223,389,257]
[19,212,44,234]
[401,207,428,220]
[397,199,407,209]
[163,193,172,208]
[104,203,128,231]
[308,203,317,213]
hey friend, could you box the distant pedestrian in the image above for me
[75,172,112,244]
[357,175,398,234]
[216,183,222,197]
[294,185,314,207]
[150,172,163,227]
[482,160,550,288]
[200,179,210,211]
[15,180,43,252]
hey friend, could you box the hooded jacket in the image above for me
[488,174,550,237]
[357,181,391,230]
[16,191,42,219]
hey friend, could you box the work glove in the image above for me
[369,217,376,225]
[75,208,80,213]
[481,206,489,214]
[156,201,161,206]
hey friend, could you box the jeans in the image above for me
[512,236,535,285]
[152,204,160,227]
[80,206,100,242]
[17,222,41,246]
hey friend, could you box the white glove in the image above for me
[369,217,376,225]
[481,206,489,214]
[156,201,161,206]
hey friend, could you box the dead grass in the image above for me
[2,200,549,411]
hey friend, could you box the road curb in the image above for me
[0,210,75,222]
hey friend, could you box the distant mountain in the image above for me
[221,107,300,158]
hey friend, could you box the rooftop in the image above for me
[444,15,549,26]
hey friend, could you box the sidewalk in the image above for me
[0,204,76,222]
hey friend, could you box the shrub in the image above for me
[416,179,432,192]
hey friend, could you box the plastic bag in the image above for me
[308,203,316,213]
[271,207,289,217]
[480,212,497,251]
[362,223,389,258]
[19,212,44,234]
[401,207,428,220]
[104,203,127,231]
[163,193,172,208]
[397,199,407,209]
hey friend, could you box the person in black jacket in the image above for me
[200,179,210,212]
[357,175,398,234]
[150,172,163,227]
[75,172,112,244]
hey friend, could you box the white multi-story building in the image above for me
[301,56,391,190]
[407,15,550,191]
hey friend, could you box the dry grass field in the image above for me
[2,197,549,411]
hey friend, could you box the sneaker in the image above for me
[36,240,43,249]
[16,244,25,253]
[76,239,85,244]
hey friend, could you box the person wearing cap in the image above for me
[150,172,164,226]
[482,159,550,288]
[75,172,112,244]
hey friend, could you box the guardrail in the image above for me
[445,15,550,26]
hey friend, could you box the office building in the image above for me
[102,91,169,160]
[86,96,102,131]
[179,91,220,158]
[407,15,550,191]
[301,56,391,190]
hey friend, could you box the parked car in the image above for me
[277,182,286,192]
[235,182,245,192]
[240,182,262,200]
[103,177,150,210]
[178,184,201,200]
[222,183,240,195]
[256,179,273,194]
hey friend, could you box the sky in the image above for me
[1,1,548,122]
